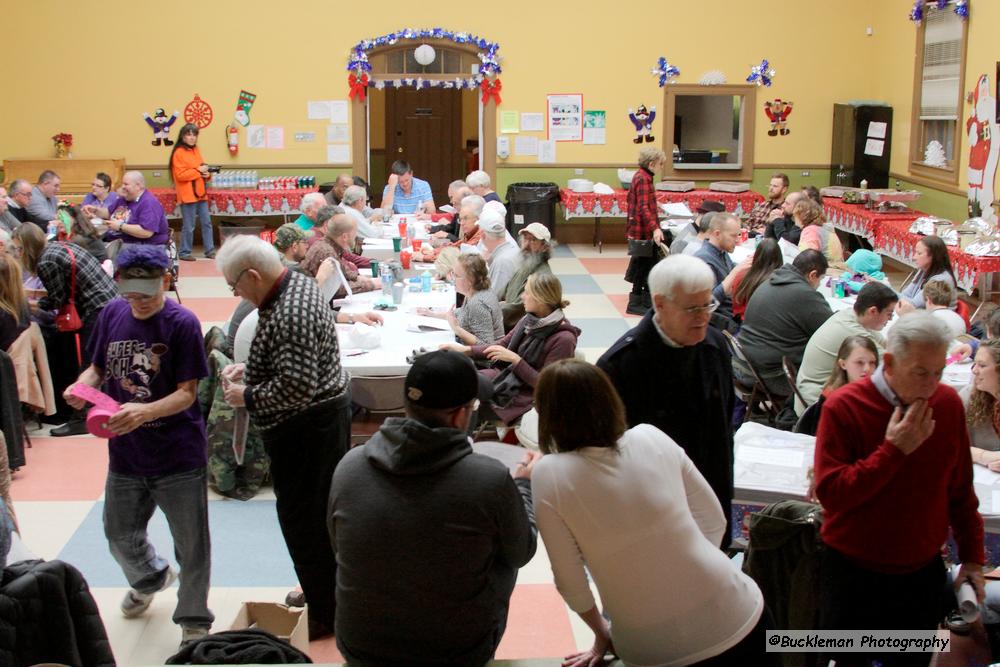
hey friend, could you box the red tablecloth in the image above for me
[872,218,1000,293]
[560,188,764,218]
[821,197,925,243]
[150,188,318,217]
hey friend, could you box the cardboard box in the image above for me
[230,602,309,652]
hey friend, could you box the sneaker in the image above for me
[120,565,177,618]
[204,250,216,259]
[179,625,210,648]
[179,254,196,262]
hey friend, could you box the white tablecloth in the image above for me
[337,278,457,376]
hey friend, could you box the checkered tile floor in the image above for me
[11,243,632,664]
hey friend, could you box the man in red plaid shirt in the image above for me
[745,172,789,236]
[625,147,666,315]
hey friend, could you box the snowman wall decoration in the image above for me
[143,108,179,146]
[967,74,1000,222]
[628,105,656,143]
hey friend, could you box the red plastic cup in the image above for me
[400,250,412,269]
[740,228,748,243]
[398,221,407,238]
[412,238,423,252]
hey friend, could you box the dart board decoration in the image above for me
[184,94,214,129]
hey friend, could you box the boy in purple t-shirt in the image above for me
[64,244,213,648]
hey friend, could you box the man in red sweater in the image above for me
[815,311,984,666]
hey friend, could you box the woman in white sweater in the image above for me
[531,359,767,666]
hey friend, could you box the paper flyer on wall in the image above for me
[583,110,606,145]
[538,139,556,163]
[515,136,539,156]
[547,94,583,141]
[521,112,544,132]
[265,126,284,149]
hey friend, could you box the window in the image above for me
[376,46,471,75]
[909,2,967,183]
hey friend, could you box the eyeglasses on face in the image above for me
[675,297,720,315]
[227,268,251,295]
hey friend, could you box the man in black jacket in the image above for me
[328,351,539,665]
[598,254,736,548]
[763,190,803,245]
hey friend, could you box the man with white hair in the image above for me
[293,192,327,232]
[477,208,520,298]
[0,186,21,233]
[106,171,170,246]
[597,254,736,548]
[218,235,350,640]
[466,170,506,217]
[814,312,984,663]
[500,223,553,330]
[341,185,380,239]
[5,180,32,225]
[420,194,485,263]
[429,181,471,241]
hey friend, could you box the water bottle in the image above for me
[421,270,431,293]
[381,265,393,296]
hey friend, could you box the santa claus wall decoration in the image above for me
[967,74,999,222]
[764,99,793,136]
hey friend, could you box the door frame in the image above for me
[350,37,497,185]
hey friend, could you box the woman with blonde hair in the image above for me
[795,198,844,268]
[444,272,580,424]
[0,254,29,350]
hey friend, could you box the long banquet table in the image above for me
[560,187,765,252]
[149,187,317,220]
[822,196,1000,295]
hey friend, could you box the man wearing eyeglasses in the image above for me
[5,179,33,225]
[598,254,737,548]
[63,244,214,648]
[329,350,539,664]
[217,234,351,641]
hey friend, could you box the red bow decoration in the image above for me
[480,78,502,105]
[348,72,369,101]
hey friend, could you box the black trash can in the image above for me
[505,182,560,237]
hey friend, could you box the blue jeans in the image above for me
[179,200,214,257]
[103,466,214,628]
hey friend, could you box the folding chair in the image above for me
[350,375,406,445]
[721,330,783,422]
[781,356,809,411]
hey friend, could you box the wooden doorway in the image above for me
[385,87,463,204]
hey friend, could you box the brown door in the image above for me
[385,87,463,205]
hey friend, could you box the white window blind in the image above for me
[919,6,963,120]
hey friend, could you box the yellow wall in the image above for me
[874,0,995,195]
[0,0,991,221]
[4,0,879,169]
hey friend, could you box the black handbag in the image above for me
[627,238,656,257]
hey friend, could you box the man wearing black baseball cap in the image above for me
[329,350,539,664]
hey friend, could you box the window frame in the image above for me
[908,4,969,186]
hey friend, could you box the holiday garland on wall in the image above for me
[651,57,680,87]
[346,28,502,104]
[909,0,969,22]
[747,59,776,87]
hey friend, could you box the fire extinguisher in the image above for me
[226,124,239,156]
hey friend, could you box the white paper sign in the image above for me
[307,101,331,120]
[515,136,539,156]
[521,113,544,132]
[246,125,265,149]
[327,124,350,143]
[329,101,349,124]
[327,144,351,163]
[867,121,887,139]
[265,126,284,149]
[547,94,583,142]
[538,139,556,163]
[864,138,885,157]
